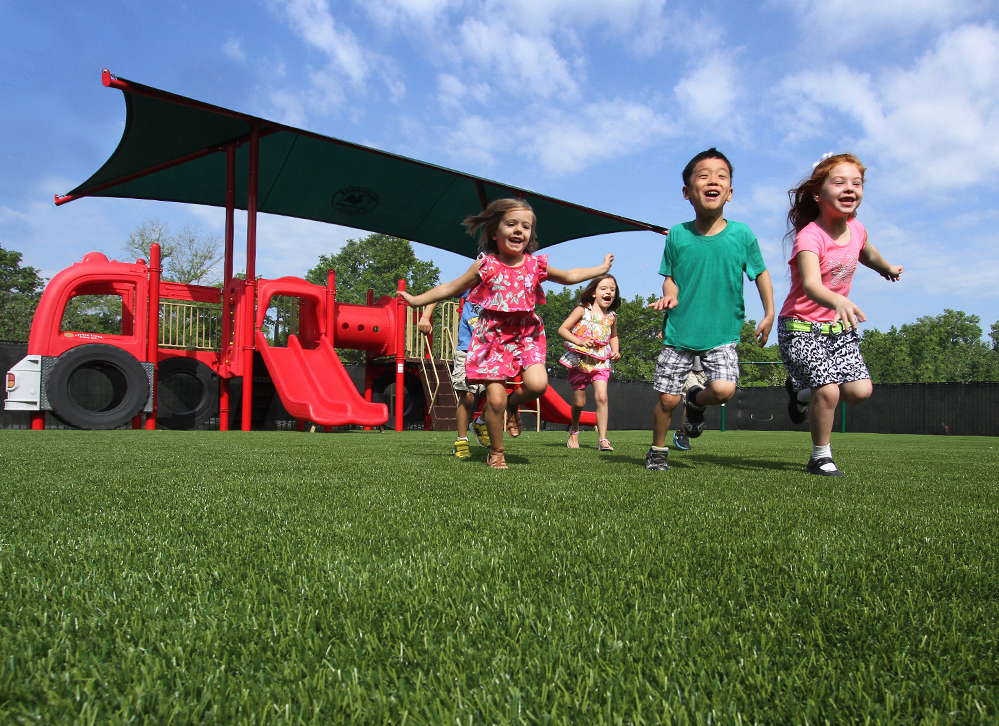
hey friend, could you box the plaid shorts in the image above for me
[777,317,869,391]
[653,343,740,396]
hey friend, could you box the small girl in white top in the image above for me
[557,274,621,451]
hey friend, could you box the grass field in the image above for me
[1,429,997,724]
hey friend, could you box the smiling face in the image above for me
[682,158,733,215]
[815,162,864,220]
[491,209,535,261]
[593,277,617,311]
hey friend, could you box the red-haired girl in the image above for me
[778,153,902,476]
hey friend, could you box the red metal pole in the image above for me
[145,242,161,429]
[241,123,259,432]
[395,279,406,431]
[219,144,236,432]
[30,412,45,430]
[326,269,336,345]
[363,288,375,431]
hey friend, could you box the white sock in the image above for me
[797,387,813,404]
[812,444,837,472]
[473,416,485,425]
[457,436,468,441]
[651,445,668,451]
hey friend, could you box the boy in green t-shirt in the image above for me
[645,148,775,471]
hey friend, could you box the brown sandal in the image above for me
[487,449,508,469]
[505,405,522,438]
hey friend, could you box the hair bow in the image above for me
[812,152,835,169]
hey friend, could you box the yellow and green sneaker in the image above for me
[471,419,490,448]
[453,438,471,459]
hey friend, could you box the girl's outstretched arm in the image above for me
[547,254,613,285]
[753,269,775,346]
[399,260,480,308]
[859,241,903,281]
[798,251,866,329]
[557,306,589,347]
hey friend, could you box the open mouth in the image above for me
[705,190,720,199]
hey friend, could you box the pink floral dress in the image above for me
[464,254,548,382]
[559,306,615,373]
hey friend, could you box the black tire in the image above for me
[156,357,219,430]
[371,371,425,430]
[47,344,149,430]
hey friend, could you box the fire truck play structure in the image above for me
[5,70,664,432]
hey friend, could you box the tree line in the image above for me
[3,227,998,384]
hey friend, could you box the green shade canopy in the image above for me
[59,71,665,258]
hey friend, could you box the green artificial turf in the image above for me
[1,429,997,724]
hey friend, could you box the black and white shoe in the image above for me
[684,385,706,438]
[806,456,844,477]
[645,447,670,471]
[785,377,808,425]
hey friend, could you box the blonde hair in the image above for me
[463,198,538,255]
[786,153,866,242]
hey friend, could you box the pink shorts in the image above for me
[568,367,610,390]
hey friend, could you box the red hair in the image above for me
[786,153,866,242]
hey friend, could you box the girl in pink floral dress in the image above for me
[401,198,613,469]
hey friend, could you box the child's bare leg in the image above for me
[508,364,548,409]
[456,390,476,434]
[652,392,682,448]
[691,379,736,405]
[808,383,840,446]
[840,378,872,405]
[592,379,609,441]
[483,382,508,451]
[570,388,586,432]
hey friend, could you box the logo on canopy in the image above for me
[332,187,378,215]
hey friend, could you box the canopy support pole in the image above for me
[219,144,236,432]
[241,124,259,432]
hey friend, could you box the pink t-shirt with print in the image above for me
[779,218,867,322]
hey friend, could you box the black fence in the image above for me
[3,341,997,436]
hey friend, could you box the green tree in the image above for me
[122,219,223,285]
[306,234,440,362]
[613,294,665,382]
[736,320,783,387]
[901,309,998,383]
[860,326,913,383]
[0,248,45,340]
[306,234,439,304]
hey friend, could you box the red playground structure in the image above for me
[5,70,664,432]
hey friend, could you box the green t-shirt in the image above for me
[659,220,766,351]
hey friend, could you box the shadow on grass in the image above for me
[689,453,803,472]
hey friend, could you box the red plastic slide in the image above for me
[537,386,597,427]
[255,332,388,427]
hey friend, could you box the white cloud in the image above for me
[223,39,246,62]
[267,0,406,121]
[454,18,580,100]
[674,55,739,130]
[777,0,985,44]
[441,115,503,167]
[527,101,678,175]
[777,24,999,194]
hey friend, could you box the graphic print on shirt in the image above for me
[826,255,858,287]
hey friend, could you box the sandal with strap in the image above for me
[487,449,508,469]
[598,438,614,451]
[505,405,522,438]
[567,430,580,448]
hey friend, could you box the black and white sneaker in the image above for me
[673,429,691,451]
[806,456,844,477]
[785,377,808,425]
[684,385,706,438]
[645,447,670,471]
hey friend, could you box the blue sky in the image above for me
[2,1,998,338]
